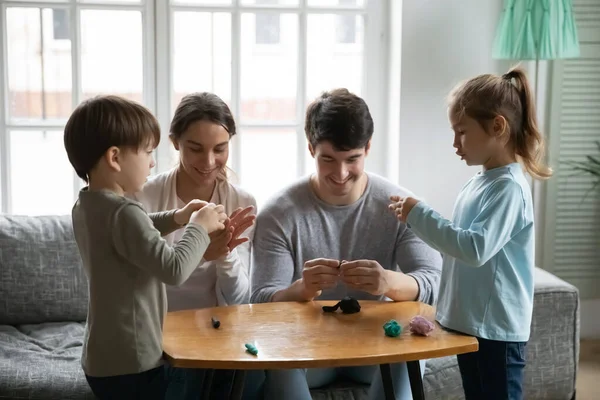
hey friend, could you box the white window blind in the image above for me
[543,0,600,298]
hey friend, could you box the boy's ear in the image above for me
[105,146,122,172]
[364,139,371,155]
[308,143,315,157]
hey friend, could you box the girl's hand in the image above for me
[388,196,420,223]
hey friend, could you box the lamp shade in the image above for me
[493,0,580,60]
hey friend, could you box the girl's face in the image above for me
[449,111,508,170]
[173,120,230,187]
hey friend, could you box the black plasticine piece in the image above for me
[322,296,361,314]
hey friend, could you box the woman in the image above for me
[134,92,261,399]
[134,92,256,311]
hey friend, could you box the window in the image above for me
[0,0,386,214]
[255,0,280,45]
[336,0,357,44]
[52,9,69,41]
[255,14,281,44]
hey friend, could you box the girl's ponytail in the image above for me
[503,67,552,179]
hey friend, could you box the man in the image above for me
[250,88,442,400]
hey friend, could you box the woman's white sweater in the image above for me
[134,167,256,311]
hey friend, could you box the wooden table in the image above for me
[163,301,478,400]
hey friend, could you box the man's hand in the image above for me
[339,259,389,296]
[174,199,209,226]
[226,206,256,251]
[299,258,341,301]
[388,196,420,223]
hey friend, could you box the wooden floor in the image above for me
[577,340,600,399]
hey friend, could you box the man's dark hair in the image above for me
[304,88,374,151]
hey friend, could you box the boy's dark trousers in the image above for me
[85,365,223,400]
[457,336,527,400]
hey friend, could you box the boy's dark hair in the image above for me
[64,95,160,183]
[170,92,236,140]
[304,88,374,151]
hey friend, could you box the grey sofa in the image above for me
[0,215,580,400]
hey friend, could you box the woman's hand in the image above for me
[203,205,256,261]
[203,226,234,261]
[226,206,256,251]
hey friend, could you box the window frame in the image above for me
[0,0,389,214]
[0,0,155,214]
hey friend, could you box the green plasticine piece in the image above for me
[383,319,402,337]
[245,343,258,355]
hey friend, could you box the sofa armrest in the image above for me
[524,267,579,400]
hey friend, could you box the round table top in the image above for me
[162,300,478,369]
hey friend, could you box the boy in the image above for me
[64,95,227,399]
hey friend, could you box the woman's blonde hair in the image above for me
[448,66,552,180]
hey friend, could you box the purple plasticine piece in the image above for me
[409,315,435,336]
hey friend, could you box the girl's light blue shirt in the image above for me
[407,163,534,342]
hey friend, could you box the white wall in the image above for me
[396,0,508,218]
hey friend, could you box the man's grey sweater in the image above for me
[250,173,442,305]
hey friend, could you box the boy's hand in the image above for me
[190,203,227,234]
[388,196,420,223]
[174,199,209,226]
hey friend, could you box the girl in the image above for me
[389,66,552,400]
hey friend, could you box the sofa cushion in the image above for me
[523,267,579,400]
[310,379,369,400]
[0,322,94,399]
[423,356,463,399]
[0,215,88,325]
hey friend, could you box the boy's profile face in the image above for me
[116,144,156,193]
[309,140,369,199]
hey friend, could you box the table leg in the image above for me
[380,363,395,400]
[407,360,425,400]
[228,369,246,400]
[200,369,214,400]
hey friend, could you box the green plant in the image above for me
[563,140,600,198]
